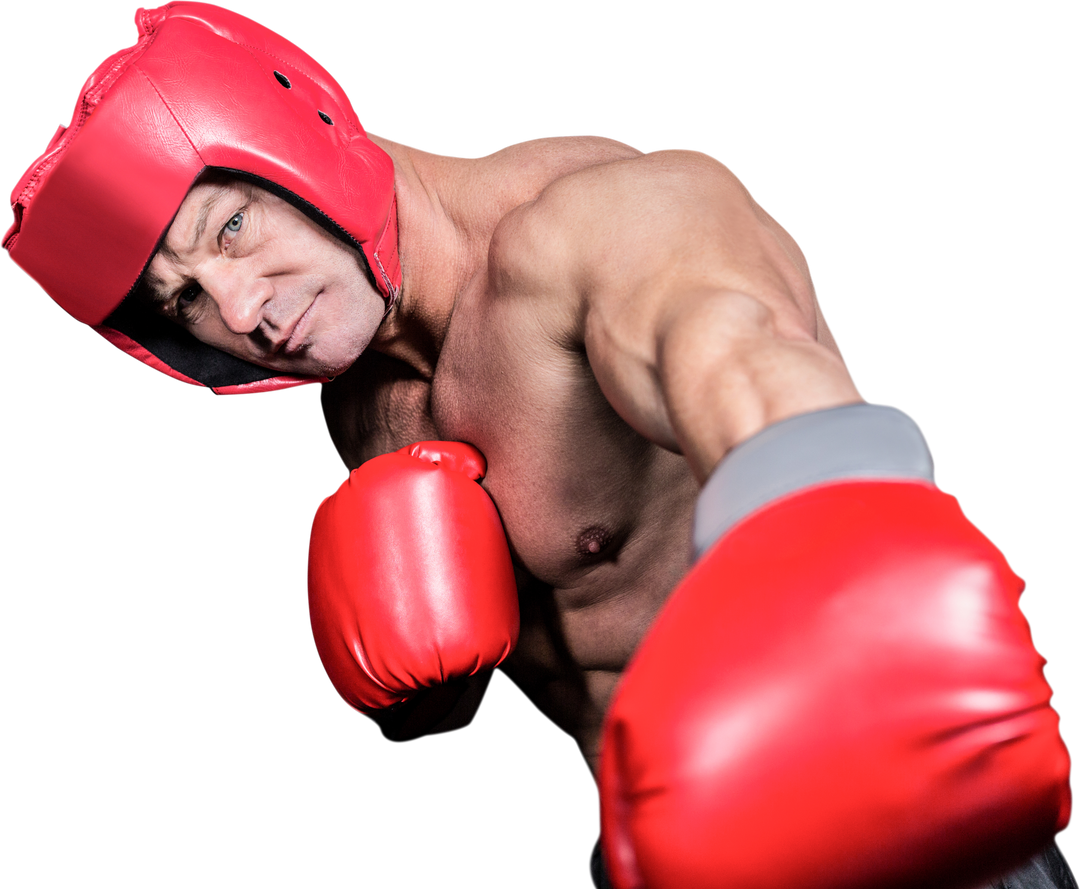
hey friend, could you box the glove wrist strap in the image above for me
[693,403,935,558]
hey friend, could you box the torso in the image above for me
[431,274,698,770]
[322,138,700,772]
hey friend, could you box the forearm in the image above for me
[656,289,861,482]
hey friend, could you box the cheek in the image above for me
[317,284,384,354]
[195,317,258,360]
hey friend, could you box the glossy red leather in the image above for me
[308,442,519,713]
[600,480,1071,889]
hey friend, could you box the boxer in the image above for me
[5,5,1073,888]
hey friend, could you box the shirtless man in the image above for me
[4,4,1075,889]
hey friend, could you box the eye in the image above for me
[225,212,244,234]
[175,283,204,319]
[178,283,202,305]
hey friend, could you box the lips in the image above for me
[279,295,318,356]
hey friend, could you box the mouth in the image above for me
[279,295,319,356]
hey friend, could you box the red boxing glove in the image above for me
[308,441,519,724]
[600,411,1070,889]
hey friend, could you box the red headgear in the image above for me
[4,2,399,393]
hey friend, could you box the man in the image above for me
[4,3,1075,885]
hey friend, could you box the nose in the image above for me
[203,263,272,336]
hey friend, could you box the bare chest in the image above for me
[430,281,697,666]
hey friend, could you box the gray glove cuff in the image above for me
[693,404,935,559]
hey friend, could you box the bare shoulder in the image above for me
[509,150,804,281]
[489,150,817,337]
[477,151,831,452]
[480,135,643,183]
[511,151,749,229]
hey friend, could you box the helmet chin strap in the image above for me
[382,292,397,320]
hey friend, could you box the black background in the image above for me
[8,5,1071,881]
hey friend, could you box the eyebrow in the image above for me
[140,266,172,307]
[187,189,229,256]
[144,187,232,305]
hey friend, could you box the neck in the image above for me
[363,137,486,380]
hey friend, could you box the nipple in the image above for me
[576,526,614,558]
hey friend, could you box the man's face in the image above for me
[145,178,386,378]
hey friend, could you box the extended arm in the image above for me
[506,153,1070,889]
[511,150,860,480]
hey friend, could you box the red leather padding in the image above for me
[308,442,520,713]
[600,480,1071,889]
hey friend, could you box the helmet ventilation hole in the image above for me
[273,70,292,88]
[318,110,334,125]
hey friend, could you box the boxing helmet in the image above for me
[4,2,399,393]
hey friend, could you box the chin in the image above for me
[249,329,371,379]
[301,343,366,379]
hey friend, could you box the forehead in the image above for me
[164,179,253,254]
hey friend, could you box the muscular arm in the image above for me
[523,156,1069,889]
[500,151,860,482]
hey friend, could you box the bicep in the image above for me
[568,153,820,449]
